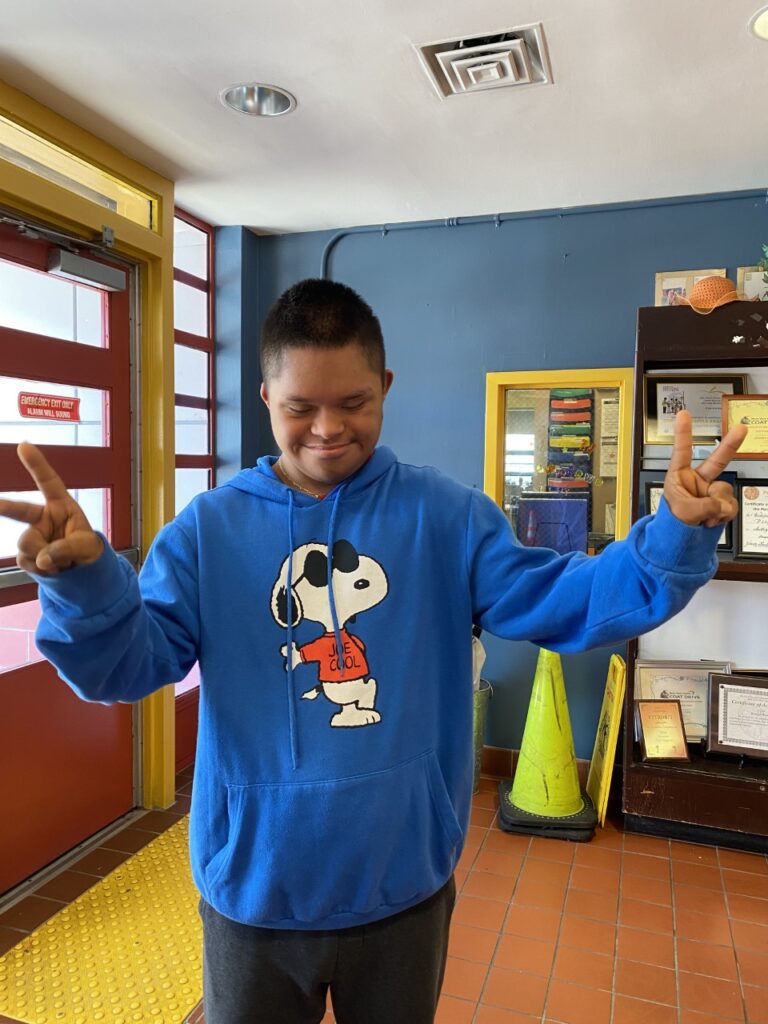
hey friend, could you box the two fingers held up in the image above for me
[663,410,748,528]
[0,443,103,577]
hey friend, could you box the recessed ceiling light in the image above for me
[219,83,296,116]
[749,5,768,39]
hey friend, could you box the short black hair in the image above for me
[260,278,386,381]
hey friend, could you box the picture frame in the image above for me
[736,480,768,560]
[644,481,664,518]
[637,469,666,519]
[736,266,768,302]
[634,699,690,761]
[707,673,768,760]
[634,659,732,741]
[713,470,736,554]
[586,654,626,826]
[722,394,768,459]
[654,268,726,307]
[643,373,748,445]
[637,470,735,553]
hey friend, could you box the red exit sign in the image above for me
[18,392,81,422]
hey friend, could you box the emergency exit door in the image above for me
[0,219,135,895]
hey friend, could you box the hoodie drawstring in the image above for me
[285,489,300,770]
[326,486,346,680]
[285,484,347,771]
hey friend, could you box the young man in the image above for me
[1,279,745,1024]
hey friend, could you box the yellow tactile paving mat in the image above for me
[0,817,201,1024]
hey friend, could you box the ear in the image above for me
[274,585,303,628]
[382,369,394,399]
[260,382,270,407]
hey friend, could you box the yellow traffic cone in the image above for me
[498,648,597,841]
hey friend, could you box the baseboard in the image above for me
[480,745,591,788]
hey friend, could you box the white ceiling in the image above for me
[1,0,767,233]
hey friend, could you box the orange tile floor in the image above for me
[2,769,768,1024]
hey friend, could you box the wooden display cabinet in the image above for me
[622,302,768,850]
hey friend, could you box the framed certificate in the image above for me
[722,395,768,459]
[635,700,690,761]
[737,481,768,559]
[708,673,768,760]
[635,659,732,740]
[640,472,734,552]
[643,374,747,445]
[644,481,664,517]
[714,470,737,554]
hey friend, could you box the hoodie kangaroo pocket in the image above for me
[204,749,463,926]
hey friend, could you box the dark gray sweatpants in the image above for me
[200,876,456,1024]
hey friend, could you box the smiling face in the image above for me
[260,343,394,496]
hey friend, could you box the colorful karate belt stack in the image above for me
[547,388,593,497]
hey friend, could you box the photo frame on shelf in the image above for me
[722,394,768,460]
[713,470,737,554]
[654,268,726,307]
[637,469,666,519]
[737,480,768,560]
[634,659,732,741]
[637,470,734,553]
[644,480,664,518]
[634,699,690,761]
[643,373,748,445]
[707,673,768,760]
[736,266,768,302]
[717,517,735,556]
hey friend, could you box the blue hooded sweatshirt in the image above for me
[34,447,719,930]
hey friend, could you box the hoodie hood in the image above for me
[225,445,398,503]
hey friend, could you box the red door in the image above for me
[0,220,135,895]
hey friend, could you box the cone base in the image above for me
[498,780,597,843]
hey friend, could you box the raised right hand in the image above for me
[0,443,103,576]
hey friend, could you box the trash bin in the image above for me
[473,678,492,793]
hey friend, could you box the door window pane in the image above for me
[0,259,104,346]
[173,219,208,280]
[174,280,208,337]
[175,406,209,455]
[0,376,107,447]
[0,489,107,558]
[174,345,208,399]
[175,469,210,515]
[0,598,44,672]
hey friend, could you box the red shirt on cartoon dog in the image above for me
[299,629,369,682]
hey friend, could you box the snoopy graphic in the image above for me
[270,539,389,728]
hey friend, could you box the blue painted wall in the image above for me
[216,189,768,756]
[214,226,276,483]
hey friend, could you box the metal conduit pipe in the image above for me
[319,189,768,279]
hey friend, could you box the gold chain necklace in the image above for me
[275,459,325,500]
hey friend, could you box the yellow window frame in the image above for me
[484,367,635,541]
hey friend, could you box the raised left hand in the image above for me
[663,410,747,527]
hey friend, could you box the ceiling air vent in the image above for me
[416,24,552,99]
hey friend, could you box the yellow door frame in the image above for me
[0,80,176,808]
